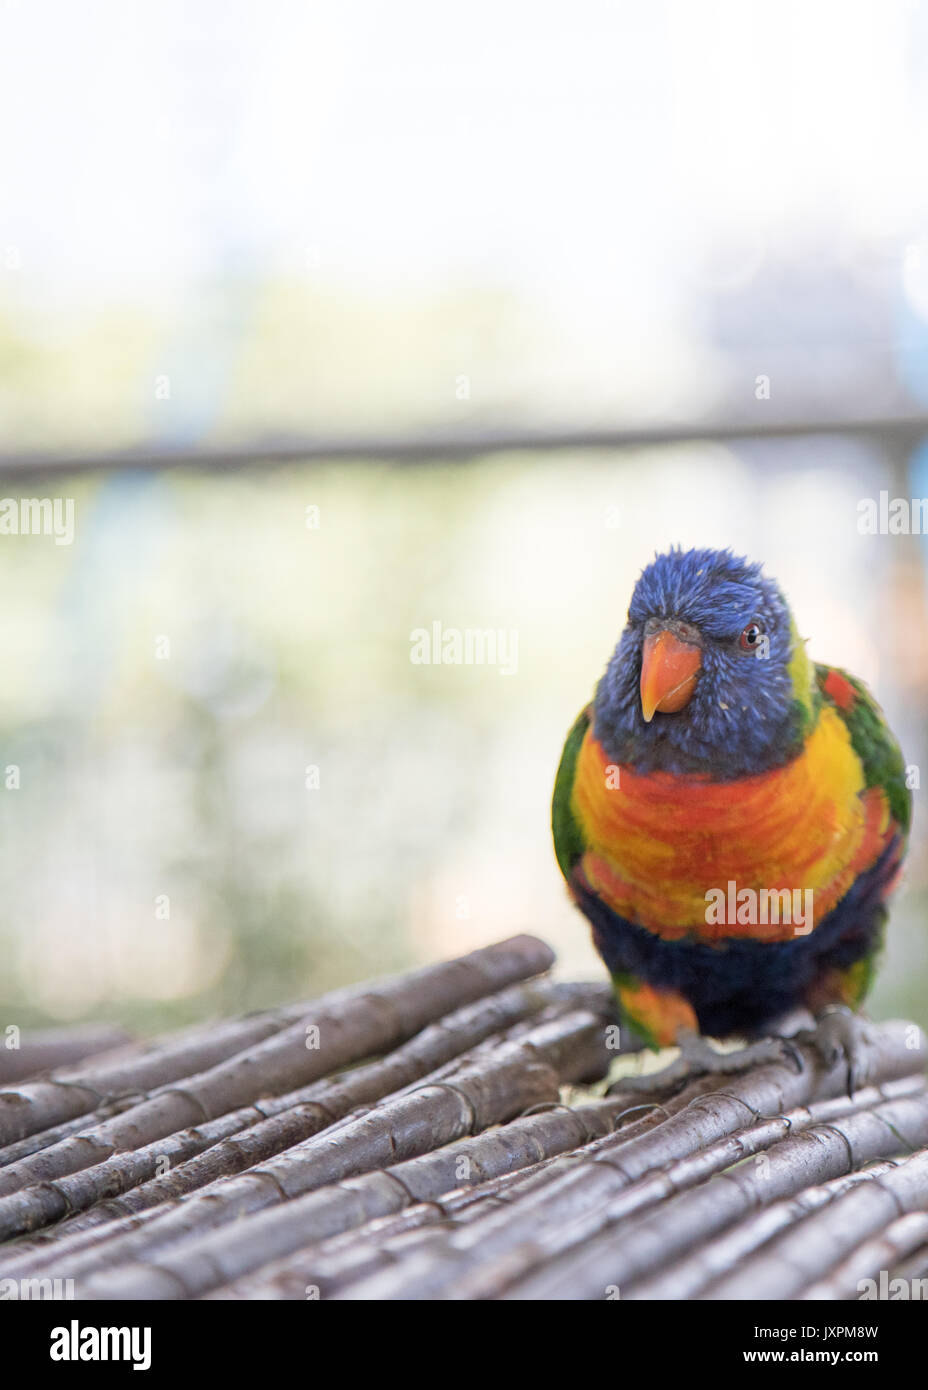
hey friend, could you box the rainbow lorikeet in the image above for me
[552,547,911,1085]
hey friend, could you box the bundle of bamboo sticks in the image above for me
[0,933,926,1300]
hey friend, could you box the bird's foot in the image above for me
[608,1010,873,1098]
[679,1030,804,1075]
[788,1006,874,1096]
[608,1029,802,1097]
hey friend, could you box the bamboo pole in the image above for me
[0,976,590,1240]
[0,935,553,1152]
[310,1028,926,1300]
[497,1093,928,1301]
[0,1026,133,1085]
[0,1006,313,1148]
[701,1148,928,1299]
[170,1099,639,1300]
[629,1161,902,1299]
[37,1008,610,1298]
[0,939,924,1304]
[0,934,555,1238]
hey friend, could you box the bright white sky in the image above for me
[0,0,924,326]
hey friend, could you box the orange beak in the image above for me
[640,629,702,722]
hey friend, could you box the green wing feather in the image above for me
[552,705,591,879]
[815,664,911,840]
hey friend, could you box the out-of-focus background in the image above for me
[1,0,927,1034]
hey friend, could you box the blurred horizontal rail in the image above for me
[3,412,928,478]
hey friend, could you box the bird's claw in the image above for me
[608,1029,803,1097]
[790,1006,873,1096]
[608,1012,873,1099]
[607,1052,693,1096]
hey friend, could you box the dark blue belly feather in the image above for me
[570,833,903,1037]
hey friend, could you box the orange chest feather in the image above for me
[570,706,891,942]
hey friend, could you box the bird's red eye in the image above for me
[739,623,763,651]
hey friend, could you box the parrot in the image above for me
[552,546,911,1088]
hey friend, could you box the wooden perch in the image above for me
[0,976,592,1237]
[0,1025,132,1085]
[0,934,925,1302]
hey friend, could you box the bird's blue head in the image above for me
[593,547,817,778]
